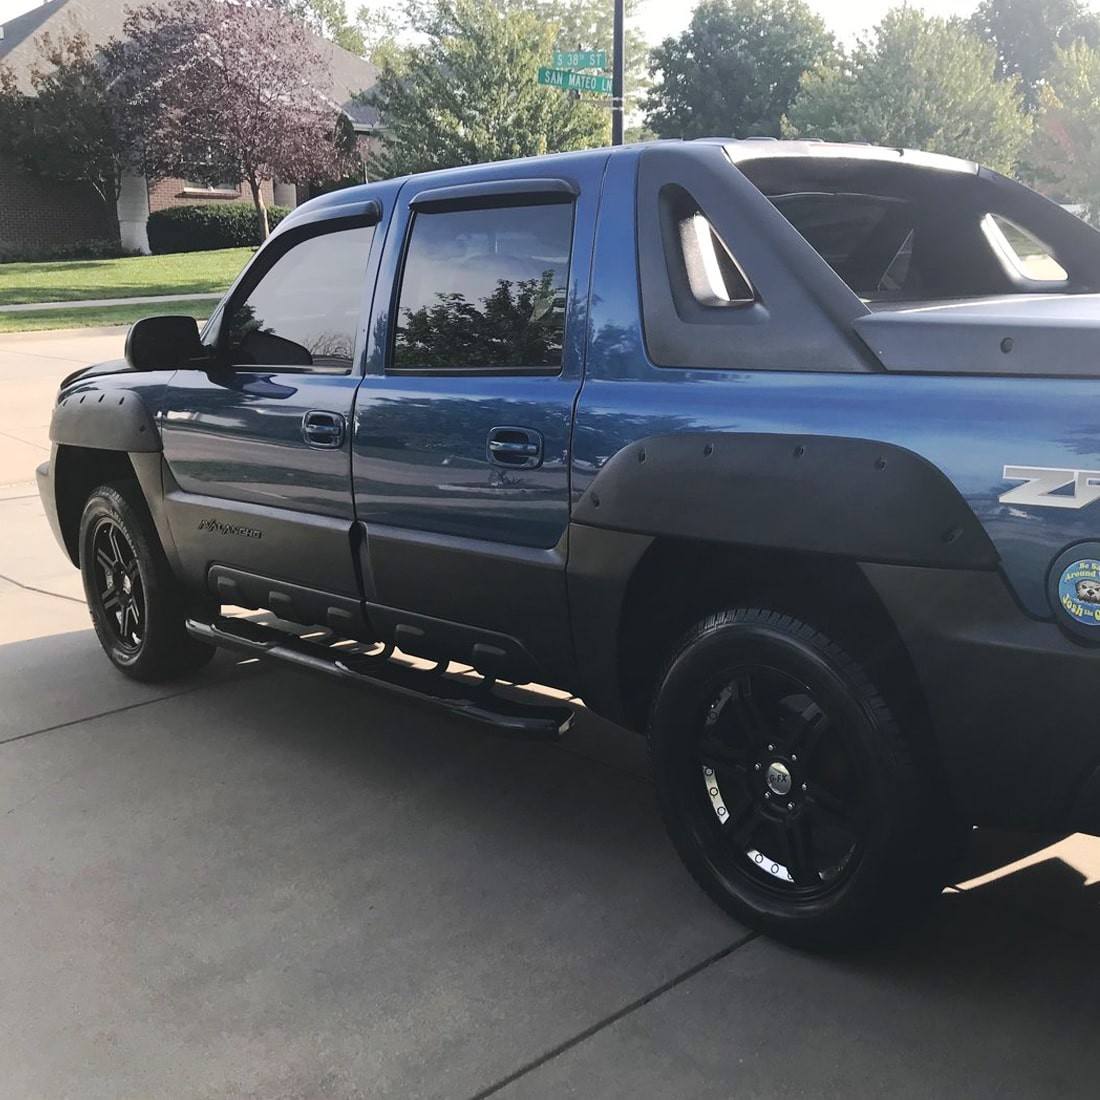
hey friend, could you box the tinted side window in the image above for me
[226,224,375,374]
[392,202,573,372]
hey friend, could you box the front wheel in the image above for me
[79,484,215,682]
[648,609,952,951]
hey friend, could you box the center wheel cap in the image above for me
[765,760,792,797]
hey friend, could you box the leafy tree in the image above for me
[970,0,1100,110]
[783,9,1032,176]
[643,0,836,139]
[1031,40,1100,211]
[365,0,607,178]
[0,30,129,238]
[353,4,408,68]
[280,0,367,54]
[105,0,356,241]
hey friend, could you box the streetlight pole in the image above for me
[612,0,624,145]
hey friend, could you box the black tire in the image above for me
[79,483,215,683]
[648,608,951,951]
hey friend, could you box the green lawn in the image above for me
[0,248,251,306]
[0,301,210,334]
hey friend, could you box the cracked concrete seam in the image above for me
[0,571,83,605]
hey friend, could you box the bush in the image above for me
[147,203,290,254]
[0,238,132,264]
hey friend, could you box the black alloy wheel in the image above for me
[89,516,146,653]
[695,665,867,899]
[79,483,215,682]
[649,609,950,950]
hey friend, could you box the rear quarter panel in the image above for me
[575,150,1100,621]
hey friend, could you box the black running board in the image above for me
[186,616,573,741]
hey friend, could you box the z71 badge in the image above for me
[999,466,1100,510]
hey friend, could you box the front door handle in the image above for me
[302,410,346,449]
[487,426,543,469]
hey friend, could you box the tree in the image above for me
[353,4,408,69]
[0,30,130,239]
[280,0,367,55]
[783,9,1032,176]
[643,0,835,139]
[365,0,607,179]
[278,0,409,64]
[105,0,356,241]
[1031,40,1100,212]
[970,0,1100,110]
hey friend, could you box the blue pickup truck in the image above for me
[37,139,1100,948]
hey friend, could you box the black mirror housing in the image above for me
[125,315,207,371]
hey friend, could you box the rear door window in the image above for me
[391,202,574,373]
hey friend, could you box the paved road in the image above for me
[2,329,1099,1099]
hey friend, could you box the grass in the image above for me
[0,301,210,334]
[0,248,251,306]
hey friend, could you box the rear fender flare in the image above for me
[571,432,997,570]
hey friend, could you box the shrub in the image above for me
[147,204,290,254]
[0,238,133,264]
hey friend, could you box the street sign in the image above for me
[538,66,613,95]
[553,49,607,70]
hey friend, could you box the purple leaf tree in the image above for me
[105,0,356,241]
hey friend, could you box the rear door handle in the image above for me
[487,426,543,469]
[302,410,346,449]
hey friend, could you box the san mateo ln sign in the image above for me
[537,66,613,95]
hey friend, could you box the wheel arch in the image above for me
[568,530,955,811]
[54,445,139,564]
[616,539,929,730]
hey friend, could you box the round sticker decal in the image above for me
[1057,559,1100,627]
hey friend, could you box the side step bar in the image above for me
[186,615,573,741]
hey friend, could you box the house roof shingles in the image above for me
[0,0,379,127]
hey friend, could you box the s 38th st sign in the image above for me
[537,66,613,95]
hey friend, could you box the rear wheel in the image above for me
[79,484,214,682]
[648,608,953,950]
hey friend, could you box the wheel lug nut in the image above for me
[753,763,761,771]
[767,744,775,752]
[801,783,808,792]
[764,791,771,799]
[791,754,798,762]
[787,802,795,810]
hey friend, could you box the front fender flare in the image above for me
[50,389,161,452]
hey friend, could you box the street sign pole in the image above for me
[612,0,624,146]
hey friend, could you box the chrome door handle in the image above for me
[488,440,539,456]
[302,410,345,448]
[487,426,543,469]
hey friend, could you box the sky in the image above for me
[0,0,984,44]
[638,0,977,44]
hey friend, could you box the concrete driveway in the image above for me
[1,329,1099,1099]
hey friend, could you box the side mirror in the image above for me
[125,315,208,371]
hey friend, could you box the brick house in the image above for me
[0,0,380,254]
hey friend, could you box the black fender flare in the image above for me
[570,432,997,570]
[49,389,161,452]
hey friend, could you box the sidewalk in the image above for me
[0,292,221,314]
